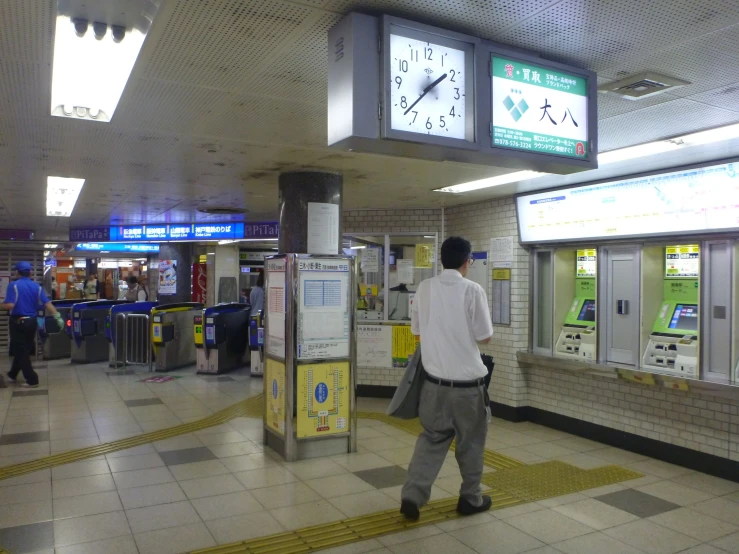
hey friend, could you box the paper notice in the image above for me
[397,259,414,284]
[307,202,340,255]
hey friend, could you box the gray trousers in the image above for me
[401,380,488,507]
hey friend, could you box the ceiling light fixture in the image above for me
[51,15,147,122]
[46,176,85,217]
[349,245,367,249]
[435,170,543,194]
[44,244,58,249]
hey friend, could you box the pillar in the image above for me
[278,171,343,254]
[156,243,193,303]
[213,244,240,304]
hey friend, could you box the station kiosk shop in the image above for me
[554,248,597,360]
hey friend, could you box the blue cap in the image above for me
[13,261,32,272]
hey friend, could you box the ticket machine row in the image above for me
[38,300,263,376]
[539,244,702,378]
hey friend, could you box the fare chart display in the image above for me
[517,161,739,243]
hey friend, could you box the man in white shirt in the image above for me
[400,236,494,520]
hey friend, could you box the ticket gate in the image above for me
[195,303,250,374]
[151,303,204,371]
[107,302,159,367]
[38,300,77,360]
[249,310,264,376]
[70,300,130,363]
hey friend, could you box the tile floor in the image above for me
[1,361,739,553]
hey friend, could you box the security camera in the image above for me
[72,18,88,37]
[93,21,107,40]
[111,25,126,43]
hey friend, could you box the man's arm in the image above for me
[44,302,59,316]
[1,282,17,312]
[0,302,14,312]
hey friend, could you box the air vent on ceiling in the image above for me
[197,207,246,215]
[598,72,690,100]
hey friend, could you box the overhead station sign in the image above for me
[492,56,589,159]
[516,161,739,244]
[70,222,278,243]
[75,243,160,253]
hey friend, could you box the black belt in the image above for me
[425,375,485,388]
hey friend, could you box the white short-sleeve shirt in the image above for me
[411,269,494,381]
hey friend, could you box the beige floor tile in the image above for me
[283,458,347,481]
[169,460,230,481]
[51,460,110,481]
[251,482,322,509]
[179,474,245,499]
[579,483,627,498]
[107,453,164,473]
[328,490,398,518]
[51,436,101,453]
[671,472,739,497]
[270,499,347,529]
[332,452,395,472]
[207,441,263,458]
[537,493,590,508]
[53,474,116,499]
[55,535,139,554]
[522,442,578,459]
[376,526,444,547]
[106,444,157,459]
[234,466,300,489]
[0,499,52,529]
[493,502,548,520]
[54,510,132,547]
[649,506,738,541]
[494,447,547,464]
[198,431,246,446]
[506,509,595,544]
[388,532,477,554]
[0,468,50,488]
[190,490,264,521]
[554,531,644,554]
[448,519,545,553]
[126,500,201,534]
[589,447,647,465]
[305,473,376,498]
[637,480,714,506]
[0,481,52,505]
[378,447,417,466]
[206,511,284,543]
[626,459,695,479]
[319,539,386,554]
[117,482,187,510]
[361,436,413,452]
[134,521,216,554]
[521,547,564,554]
[552,498,639,530]
[677,545,734,554]
[112,466,175,490]
[53,491,123,520]
[49,426,99,440]
[693,497,739,524]
[711,530,739,553]
[603,520,701,554]
[220,452,280,472]
[153,434,205,452]
[381,484,453,504]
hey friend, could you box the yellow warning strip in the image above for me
[191,493,522,554]
[0,395,264,481]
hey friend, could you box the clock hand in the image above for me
[403,72,448,115]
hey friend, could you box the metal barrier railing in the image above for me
[113,313,151,369]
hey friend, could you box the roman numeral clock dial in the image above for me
[389,34,467,140]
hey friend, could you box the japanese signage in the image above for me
[191,263,207,303]
[391,325,419,368]
[158,260,177,294]
[517,161,739,243]
[240,251,268,263]
[492,56,588,159]
[266,258,286,359]
[296,361,350,438]
[265,358,286,435]
[110,223,246,241]
[665,245,700,279]
[357,325,392,368]
[576,249,597,278]
[244,222,279,239]
[75,243,159,253]
[69,227,110,241]
[414,244,434,269]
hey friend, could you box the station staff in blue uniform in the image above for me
[0,262,64,388]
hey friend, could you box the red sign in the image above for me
[192,263,207,303]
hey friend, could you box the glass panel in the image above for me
[387,234,436,321]
[535,250,553,350]
[344,235,385,321]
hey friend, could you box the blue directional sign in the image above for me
[75,243,160,253]
[72,222,277,243]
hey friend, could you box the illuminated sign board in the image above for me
[492,56,589,159]
[75,243,160,253]
[516,161,739,244]
[72,222,278,243]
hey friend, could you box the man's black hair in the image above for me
[441,236,471,270]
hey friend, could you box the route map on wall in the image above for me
[296,361,350,438]
[517,162,739,243]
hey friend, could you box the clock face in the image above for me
[389,33,467,140]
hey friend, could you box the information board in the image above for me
[265,358,286,436]
[296,259,350,360]
[517,161,739,243]
[576,249,597,278]
[71,222,277,243]
[357,325,392,368]
[492,56,589,159]
[296,361,350,438]
[665,245,700,278]
[266,258,286,359]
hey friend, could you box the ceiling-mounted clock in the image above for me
[382,16,477,148]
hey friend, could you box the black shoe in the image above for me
[400,500,420,520]
[6,373,16,384]
[457,495,492,516]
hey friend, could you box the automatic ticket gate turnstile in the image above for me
[107,302,159,367]
[151,303,204,371]
[248,310,264,376]
[71,301,130,363]
[195,303,250,374]
[38,300,77,360]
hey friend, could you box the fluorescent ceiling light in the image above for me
[436,170,544,194]
[217,240,238,245]
[47,176,85,217]
[44,244,58,249]
[597,141,679,165]
[349,245,367,249]
[51,16,147,122]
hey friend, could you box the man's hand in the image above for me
[54,313,64,329]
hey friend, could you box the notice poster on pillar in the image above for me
[296,361,350,439]
[307,203,340,255]
[296,258,350,360]
[158,260,177,294]
[266,258,287,359]
[265,358,286,436]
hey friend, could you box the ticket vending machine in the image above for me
[642,245,700,376]
[555,248,597,360]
